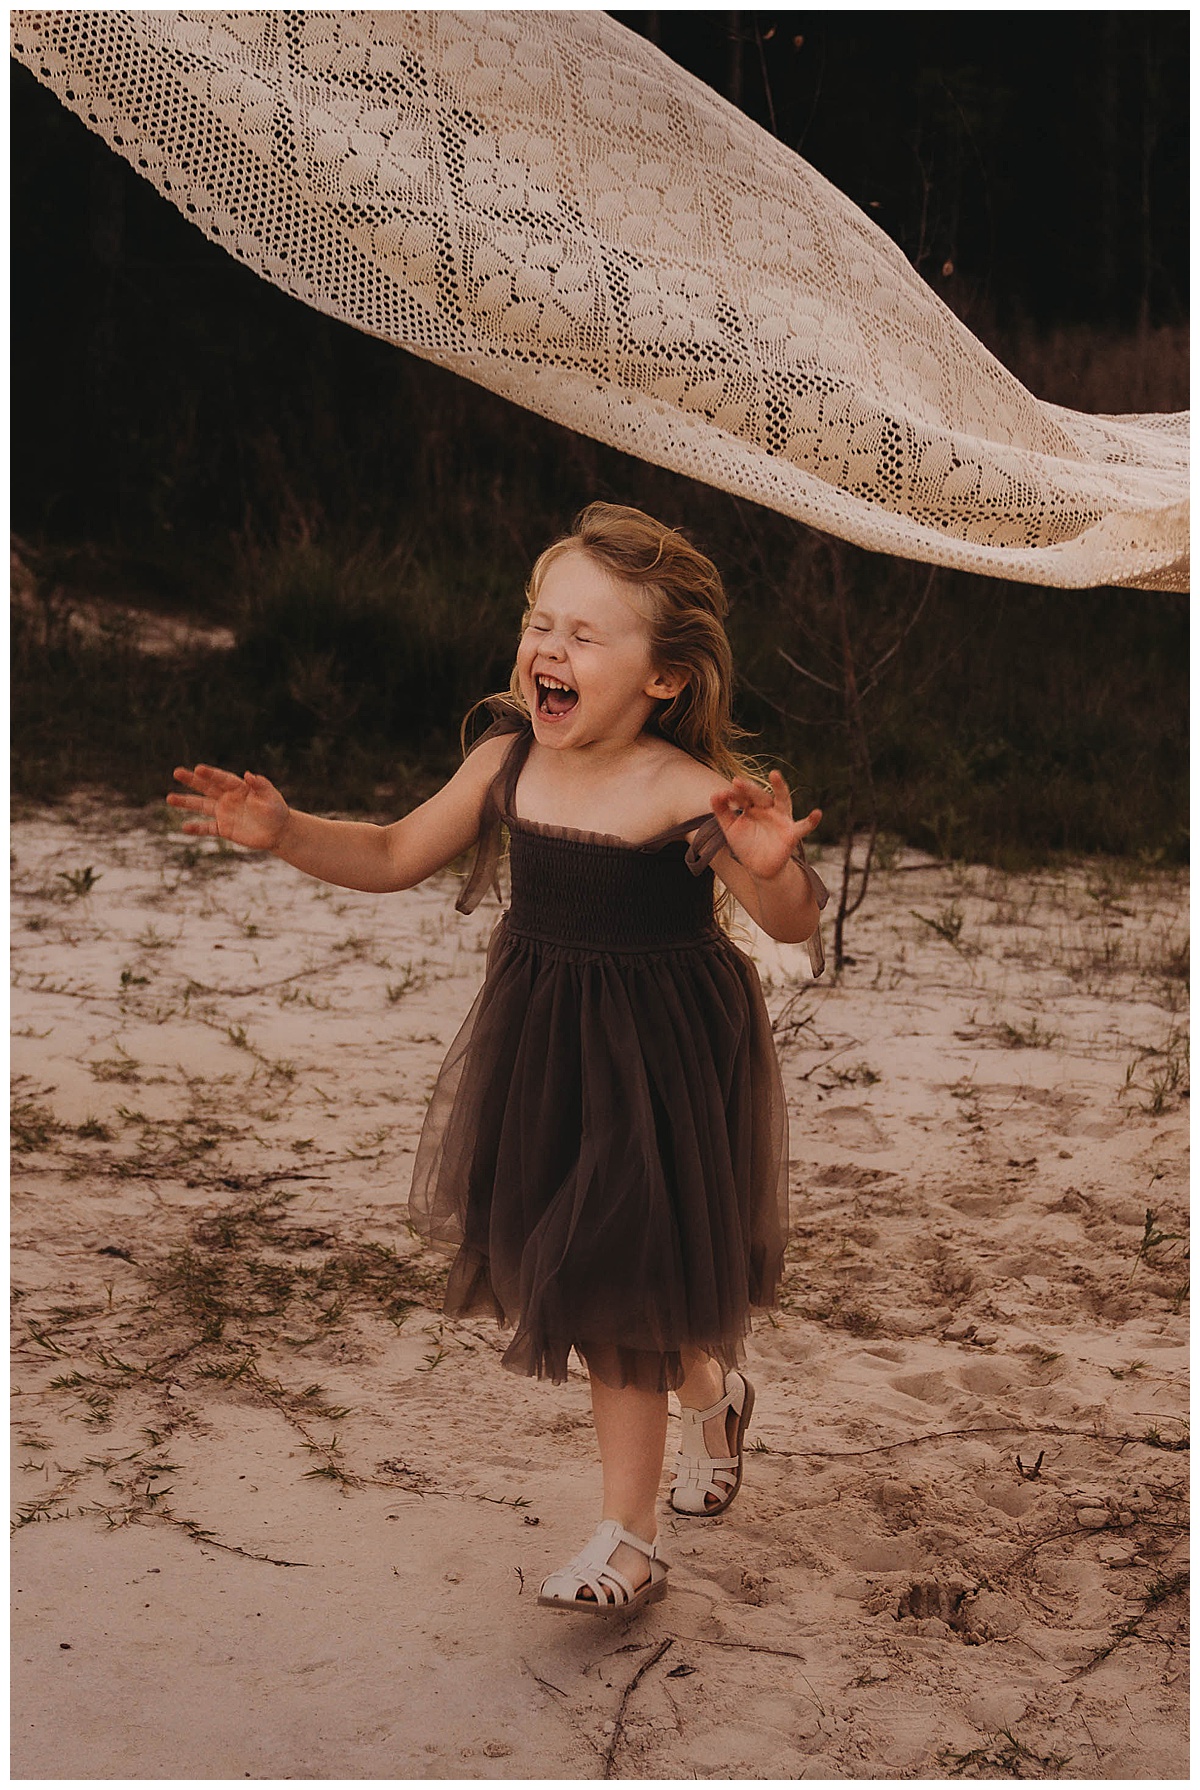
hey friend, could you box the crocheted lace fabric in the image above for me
[12,9,1188,591]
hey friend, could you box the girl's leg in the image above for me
[581,1373,668,1598]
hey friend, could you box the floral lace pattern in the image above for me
[12,9,1187,589]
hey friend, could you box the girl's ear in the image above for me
[646,667,688,701]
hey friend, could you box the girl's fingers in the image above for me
[718,774,793,818]
[178,763,242,793]
[722,778,767,810]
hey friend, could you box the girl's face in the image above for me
[516,548,683,750]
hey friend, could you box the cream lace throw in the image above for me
[12,9,1188,591]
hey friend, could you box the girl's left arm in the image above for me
[708,772,823,944]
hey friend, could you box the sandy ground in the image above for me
[11,797,1189,1781]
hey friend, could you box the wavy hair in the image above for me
[460,504,775,929]
[491,501,766,784]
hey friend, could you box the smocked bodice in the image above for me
[453,698,828,975]
[505,819,719,952]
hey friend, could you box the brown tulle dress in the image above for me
[407,701,825,1393]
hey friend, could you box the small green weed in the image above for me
[75,1116,114,1141]
[912,902,964,947]
[996,1018,1060,1049]
[386,962,429,1003]
[823,1061,881,1089]
[1142,1422,1188,1451]
[1121,1026,1189,1115]
[57,865,101,897]
[89,1049,141,1085]
[12,1097,60,1153]
[940,1727,1069,1778]
[335,934,371,957]
[1128,1207,1188,1286]
[171,841,239,878]
[1074,1568,1190,1676]
[1144,1568,1189,1607]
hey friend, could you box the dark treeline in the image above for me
[617,12,1189,333]
[9,16,1189,863]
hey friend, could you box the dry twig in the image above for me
[603,1637,673,1779]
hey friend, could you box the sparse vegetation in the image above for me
[1126,1208,1189,1301]
[88,1049,142,1085]
[11,1095,61,1153]
[1122,1027,1190,1116]
[57,865,101,897]
[142,1189,441,1353]
[821,1061,881,1090]
[995,1018,1060,1050]
[386,962,429,1003]
[912,901,965,947]
[1073,1568,1190,1676]
[939,1727,1070,1779]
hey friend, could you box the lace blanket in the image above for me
[11,9,1188,590]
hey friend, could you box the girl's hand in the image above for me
[711,771,821,881]
[168,764,290,852]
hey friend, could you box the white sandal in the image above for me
[537,1520,669,1616]
[669,1369,755,1516]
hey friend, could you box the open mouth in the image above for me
[535,675,579,718]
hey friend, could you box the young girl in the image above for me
[169,503,825,1616]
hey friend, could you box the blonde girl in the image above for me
[169,502,824,1614]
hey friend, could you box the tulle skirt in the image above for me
[407,916,788,1393]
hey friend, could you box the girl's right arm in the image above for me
[168,734,511,894]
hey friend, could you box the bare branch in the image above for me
[775,647,839,694]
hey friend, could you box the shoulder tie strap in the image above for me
[684,814,829,979]
[454,697,532,915]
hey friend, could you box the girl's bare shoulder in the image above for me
[644,738,731,822]
[463,727,517,780]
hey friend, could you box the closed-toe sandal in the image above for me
[669,1369,755,1516]
[537,1520,668,1616]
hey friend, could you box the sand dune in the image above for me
[11,798,1188,1779]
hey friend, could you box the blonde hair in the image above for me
[501,501,766,783]
[458,504,773,931]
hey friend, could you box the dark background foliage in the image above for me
[9,13,1189,862]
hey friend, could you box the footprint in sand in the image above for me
[808,1104,893,1152]
[955,1360,1017,1396]
[888,1370,956,1406]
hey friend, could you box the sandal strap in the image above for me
[599,1520,659,1561]
[569,1520,663,1574]
[597,1563,636,1599]
[540,1521,667,1607]
[684,1391,736,1425]
[679,1371,746,1429]
[672,1454,737,1479]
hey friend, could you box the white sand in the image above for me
[11,798,1188,1780]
